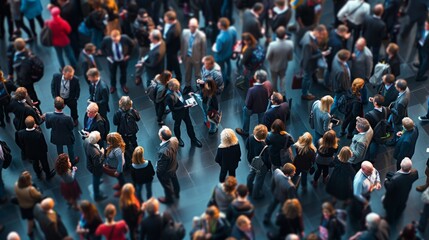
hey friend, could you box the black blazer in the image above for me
[15,128,48,159]
[387,54,401,77]
[8,99,42,131]
[100,35,135,60]
[89,79,110,117]
[243,10,262,39]
[165,90,187,120]
[45,112,75,145]
[51,73,81,100]
[262,102,290,129]
[215,144,241,170]
[383,169,418,210]
[362,15,386,47]
[145,43,165,76]
[79,52,97,81]
[83,138,104,176]
[164,22,181,55]
[83,113,107,140]
[378,84,398,107]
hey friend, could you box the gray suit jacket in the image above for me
[300,31,322,72]
[266,38,293,72]
[351,46,373,80]
[331,55,351,93]
[337,0,370,25]
[390,88,410,124]
[349,128,373,164]
[180,29,206,62]
[156,137,179,178]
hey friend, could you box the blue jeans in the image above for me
[330,93,343,115]
[135,182,153,202]
[302,70,313,95]
[93,174,101,198]
[91,29,104,48]
[54,45,77,69]
[242,106,264,134]
[247,165,268,199]
[218,59,231,83]
[195,94,218,133]
[56,144,75,162]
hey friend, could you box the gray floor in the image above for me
[1,0,429,239]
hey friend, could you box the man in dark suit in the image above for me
[165,79,202,148]
[262,92,290,129]
[8,87,43,131]
[362,4,386,65]
[163,11,182,82]
[100,30,135,94]
[87,68,110,120]
[330,49,351,114]
[300,25,330,100]
[325,24,350,86]
[236,70,270,136]
[83,102,107,147]
[51,65,80,126]
[83,130,107,201]
[137,29,165,87]
[383,0,400,43]
[243,2,264,41]
[263,163,297,224]
[394,118,419,170]
[79,43,97,84]
[45,97,78,165]
[415,19,429,82]
[383,157,418,222]
[400,0,428,40]
[15,116,55,180]
[377,74,398,107]
[140,198,164,238]
[156,126,180,204]
[388,79,410,144]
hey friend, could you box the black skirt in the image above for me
[20,207,34,220]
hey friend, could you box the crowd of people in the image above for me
[0,0,429,239]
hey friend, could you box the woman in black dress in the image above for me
[215,128,241,182]
[313,130,339,187]
[266,119,295,169]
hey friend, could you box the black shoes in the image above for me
[191,138,202,148]
[158,197,174,204]
[178,138,185,147]
[416,76,428,82]
[95,194,108,201]
[419,116,429,121]
[46,170,56,180]
[235,128,249,137]
[183,86,193,95]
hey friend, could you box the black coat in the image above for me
[383,169,419,215]
[326,159,355,200]
[386,54,401,77]
[89,79,110,117]
[215,144,241,170]
[156,139,179,178]
[246,135,270,168]
[131,161,155,184]
[164,22,181,55]
[377,84,398,107]
[51,73,81,100]
[362,15,386,48]
[263,102,290,129]
[45,112,74,145]
[243,10,262,39]
[83,138,104,176]
[83,113,107,140]
[145,43,165,79]
[165,90,187,120]
[8,99,42,131]
[140,214,164,240]
[265,132,294,167]
[15,128,48,159]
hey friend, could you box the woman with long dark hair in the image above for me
[55,153,81,210]
[266,119,294,169]
[200,78,219,134]
[105,132,126,197]
[340,78,365,138]
[76,200,103,240]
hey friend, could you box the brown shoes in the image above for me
[416,185,428,192]
[110,87,116,94]
[122,85,129,94]
[301,94,316,100]
[135,77,142,86]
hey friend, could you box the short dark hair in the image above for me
[164,11,177,21]
[253,2,264,12]
[54,97,65,110]
[236,184,248,198]
[384,73,395,84]
[25,116,35,128]
[395,79,407,91]
[271,92,283,105]
[337,49,351,61]
[276,26,286,39]
[373,94,384,106]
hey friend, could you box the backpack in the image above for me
[250,145,268,173]
[369,62,390,86]
[146,80,158,102]
[249,45,265,70]
[0,81,10,103]
[40,25,53,47]
[0,140,12,169]
[118,110,139,136]
[21,55,45,83]
[369,108,392,144]
[334,209,347,236]
[337,92,358,114]
[279,134,294,165]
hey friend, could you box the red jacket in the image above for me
[46,7,71,47]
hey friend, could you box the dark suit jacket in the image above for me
[165,90,187,120]
[263,102,290,129]
[362,15,386,47]
[394,127,419,161]
[51,73,80,100]
[140,214,164,240]
[390,90,409,125]
[271,8,292,33]
[300,31,322,72]
[8,99,42,131]
[100,35,135,60]
[83,113,107,140]
[384,169,418,210]
[15,128,48,159]
[407,0,428,22]
[145,43,165,78]
[416,28,429,51]
[331,56,350,93]
[45,111,75,145]
[387,55,401,77]
[243,10,262,39]
[327,29,347,71]
[83,138,104,176]
[378,84,398,107]
[89,79,110,117]
[245,84,269,113]
[164,22,181,55]
[156,138,179,178]
[79,52,97,81]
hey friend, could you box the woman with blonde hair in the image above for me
[340,78,365,138]
[131,146,155,202]
[326,146,355,203]
[311,95,334,145]
[120,183,141,240]
[293,132,316,189]
[313,130,339,187]
[215,128,241,182]
[0,70,17,127]
[268,198,304,239]
[105,132,126,197]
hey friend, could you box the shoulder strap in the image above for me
[258,145,268,157]
[348,2,364,16]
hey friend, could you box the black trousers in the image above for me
[173,108,196,140]
[108,60,128,87]
[122,135,137,168]
[0,4,13,37]
[30,154,51,177]
[166,53,182,82]
[155,101,166,123]
[219,167,236,183]
[14,14,32,37]
[64,98,78,120]
[0,101,11,124]
[158,173,180,202]
[27,15,44,36]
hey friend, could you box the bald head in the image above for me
[189,18,199,33]
[7,232,20,240]
[361,161,374,176]
[366,212,381,229]
[400,157,412,172]
[41,198,55,211]
[373,4,384,16]
[150,29,162,42]
[356,38,367,51]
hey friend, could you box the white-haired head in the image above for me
[88,131,101,144]
[7,232,21,240]
[400,157,412,172]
